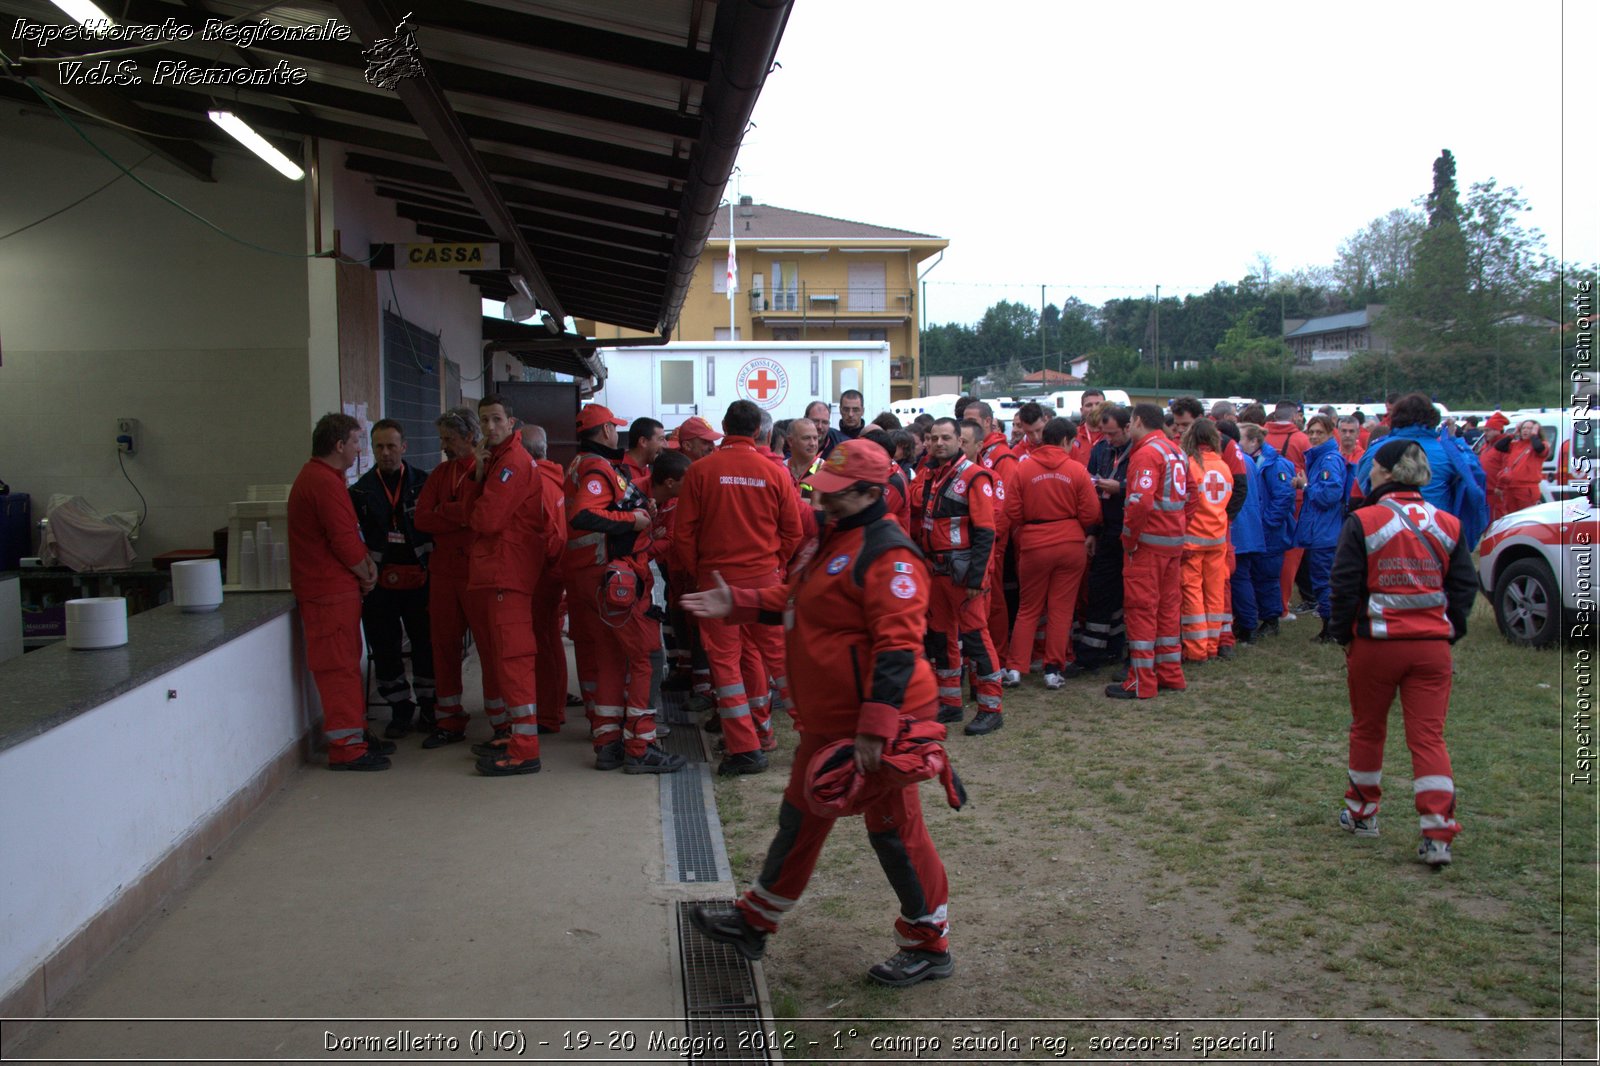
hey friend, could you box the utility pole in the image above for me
[1040,285,1047,377]
[1279,287,1286,398]
[1154,284,1161,396]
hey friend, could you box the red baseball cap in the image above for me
[807,438,892,493]
[1484,411,1509,430]
[676,416,723,443]
[576,404,627,432]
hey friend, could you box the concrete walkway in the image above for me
[9,651,735,1062]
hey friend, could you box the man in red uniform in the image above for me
[567,404,686,775]
[1108,404,1189,699]
[962,403,1021,662]
[1330,439,1477,866]
[622,417,665,483]
[1069,389,1106,464]
[463,395,545,776]
[684,439,955,988]
[1010,401,1050,459]
[1002,417,1101,687]
[675,400,805,775]
[288,413,385,770]
[676,415,722,461]
[916,418,1004,735]
[521,424,570,735]
[414,407,485,749]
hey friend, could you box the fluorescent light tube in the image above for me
[208,110,305,180]
[51,0,115,26]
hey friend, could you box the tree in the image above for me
[1084,345,1140,385]
[1333,208,1423,304]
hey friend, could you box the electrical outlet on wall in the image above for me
[116,417,138,455]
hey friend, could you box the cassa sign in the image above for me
[736,357,789,409]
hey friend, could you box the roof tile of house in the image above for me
[709,202,943,241]
[1285,309,1372,338]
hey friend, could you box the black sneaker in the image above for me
[475,754,541,776]
[330,750,391,771]
[964,710,1003,736]
[1259,618,1281,638]
[689,906,767,961]
[362,732,398,756]
[1104,683,1140,700]
[1294,599,1317,614]
[421,729,467,749]
[1059,661,1087,678]
[717,750,768,776]
[1216,645,1236,660]
[935,706,964,725]
[625,744,687,775]
[470,729,511,758]
[701,712,723,734]
[594,740,625,771]
[867,948,953,988]
[382,719,412,740]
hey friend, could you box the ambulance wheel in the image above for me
[1493,557,1560,648]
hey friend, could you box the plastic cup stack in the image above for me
[255,522,275,589]
[272,542,289,590]
[238,530,257,589]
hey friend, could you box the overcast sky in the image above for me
[731,0,1598,327]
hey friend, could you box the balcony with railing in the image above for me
[750,284,914,320]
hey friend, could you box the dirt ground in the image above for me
[711,613,1589,1065]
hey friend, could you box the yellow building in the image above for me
[581,196,947,402]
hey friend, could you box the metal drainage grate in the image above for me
[659,719,707,762]
[662,765,733,883]
[676,901,770,1065]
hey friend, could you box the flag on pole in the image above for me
[725,228,738,301]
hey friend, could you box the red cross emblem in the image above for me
[1202,469,1229,505]
[747,369,778,399]
[1404,504,1429,527]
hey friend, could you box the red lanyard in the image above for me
[449,459,472,499]
[380,469,405,529]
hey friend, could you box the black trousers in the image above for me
[1074,539,1126,667]
[362,584,435,721]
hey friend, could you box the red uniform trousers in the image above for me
[698,573,789,755]
[567,564,658,757]
[464,582,512,739]
[927,581,1003,717]
[428,573,489,735]
[1180,548,1229,661]
[464,588,537,760]
[1344,638,1461,842]
[1280,547,1305,613]
[300,594,368,763]
[532,570,567,731]
[734,724,949,954]
[1121,549,1186,698]
[985,554,1010,659]
[1217,545,1237,651]
[1006,540,1087,672]
[1497,484,1541,517]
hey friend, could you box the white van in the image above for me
[1047,388,1132,415]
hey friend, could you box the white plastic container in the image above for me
[237,530,257,590]
[171,559,224,613]
[255,521,274,588]
[66,597,128,650]
[272,542,289,590]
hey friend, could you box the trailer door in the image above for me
[657,353,698,417]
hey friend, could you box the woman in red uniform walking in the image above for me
[682,439,955,988]
[1329,439,1478,867]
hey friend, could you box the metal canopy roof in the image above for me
[1,0,792,376]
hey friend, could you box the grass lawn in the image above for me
[712,600,1597,1063]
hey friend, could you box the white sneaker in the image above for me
[1001,669,1022,688]
[1418,838,1453,866]
[1339,809,1379,837]
[1043,672,1065,690]
[1283,612,1298,622]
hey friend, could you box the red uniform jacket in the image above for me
[620,454,651,485]
[1003,445,1102,551]
[675,436,804,586]
[1122,433,1189,555]
[1184,447,1233,550]
[728,504,936,739]
[535,458,567,572]
[565,448,647,574]
[977,433,1019,550]
[1069,426,1103,464]
[1494,436,1547,493]
[465,436,542,594]
[913,455,997,589]
[287,459,367,601]
[1329,488,1475,643]
[414,455,478,581]
[1264,421,1310,473]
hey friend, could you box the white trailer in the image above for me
[592,341,891,428]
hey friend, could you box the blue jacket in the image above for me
[1257,443,1297,553]
[1355,424,1490,548]
[1294,438,1349,549]
[1230,452,1266,553]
